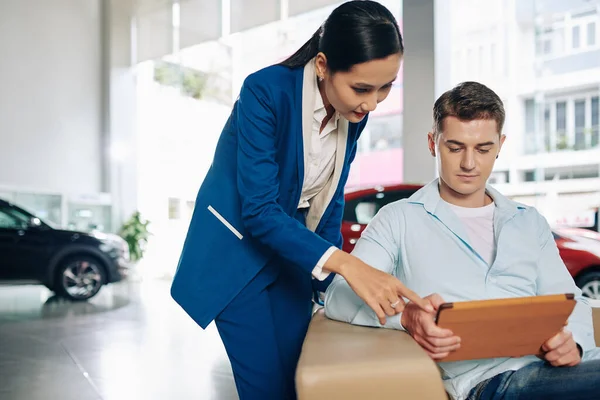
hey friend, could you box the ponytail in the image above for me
[280,1,402,73]
[279,26,322,69]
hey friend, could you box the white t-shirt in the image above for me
[446,201,496,266]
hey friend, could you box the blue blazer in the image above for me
[170,61,368,329]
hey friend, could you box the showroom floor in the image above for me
[0,279,238,400]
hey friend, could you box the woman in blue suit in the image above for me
[171,1,430,398]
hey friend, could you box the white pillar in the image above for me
[402,0,451,184]
[103,0,138,232]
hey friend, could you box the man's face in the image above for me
[428,116,506,205]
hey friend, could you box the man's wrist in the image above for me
[400,311,409,333]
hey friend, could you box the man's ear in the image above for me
[427,132,437,157]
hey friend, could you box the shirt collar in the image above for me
[313,82,339,125]
[407,179,526,257]
[408,179,525,217]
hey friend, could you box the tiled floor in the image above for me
[0,279,238,400]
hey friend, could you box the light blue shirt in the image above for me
[324,179,596,399]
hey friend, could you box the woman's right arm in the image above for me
[324,205,431,324]
[237,73,429,318]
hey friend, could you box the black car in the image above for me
[0,198,130,300]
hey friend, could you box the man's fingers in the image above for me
[556,352,578,367]
[545,340,577,363]
[418,338,461,354]
[543,329,572,352]
[426,293,446,310]
[550,348,579,367]
[398,284,433,313]
[423,322,455,338]
[416,337,458,360]
[426,350,451,360]
[567,356,581,367]
[549,342,573,360]
[424,335,461,350]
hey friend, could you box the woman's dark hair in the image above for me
[280,0,403,72]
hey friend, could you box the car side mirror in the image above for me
[28,217,42,228]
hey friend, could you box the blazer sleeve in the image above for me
[236,74,333,275]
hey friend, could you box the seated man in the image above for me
[324,81,600,400]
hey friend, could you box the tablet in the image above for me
[435,294,576,362]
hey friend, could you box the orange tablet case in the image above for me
[435,294,576,362]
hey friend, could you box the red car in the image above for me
[342,184,600,299]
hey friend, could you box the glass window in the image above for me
[574,99,586,149]
[364,114,403,151]
[488,171,509,184]
[556,101,567,150]
[0,209,21,229]
[545,165,599,180]
[572,25,581,49]
[524,170,536,182]
[544,105,551,152]
[355,202,378,225]
[592,96,599,148]
[0,206,32,229]
[588,22,596,46]
[343,189,419,224]
[13,193,61,226]
[543,38,552,55]
[525,99,535,133]
[524,99,537,154]
[66,204,112,232]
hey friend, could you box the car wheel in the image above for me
[575,270,600,300]
[55,255,106,301]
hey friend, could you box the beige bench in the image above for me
[296,307,600,400]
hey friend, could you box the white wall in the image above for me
[135,63,231,278]
[0,0,103,194]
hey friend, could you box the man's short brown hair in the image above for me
[433,81,505,136]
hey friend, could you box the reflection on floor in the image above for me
[0,280,238,400]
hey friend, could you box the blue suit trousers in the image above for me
[214,209,320,400]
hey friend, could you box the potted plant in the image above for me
[119,211,150,264]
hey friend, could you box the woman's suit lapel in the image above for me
[299,60,349,233]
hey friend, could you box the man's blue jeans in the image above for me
[468,348,600,399]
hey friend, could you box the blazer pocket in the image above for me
[207,205,243,240]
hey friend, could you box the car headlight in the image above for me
[98,234,130,259]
